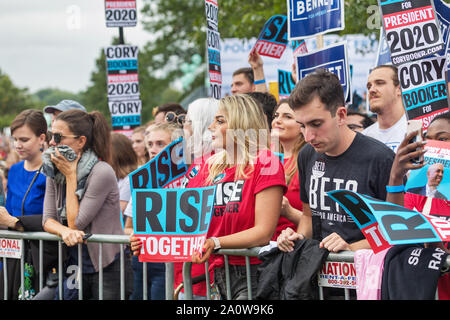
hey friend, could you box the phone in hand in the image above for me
[406,119,424,164]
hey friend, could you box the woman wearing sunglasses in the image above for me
[165,111,186,127]
[42,109,132,300]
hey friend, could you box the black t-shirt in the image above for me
[298,132,395,244]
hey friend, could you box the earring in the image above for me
[40,145,44,152]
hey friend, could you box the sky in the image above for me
[0,0,149,94]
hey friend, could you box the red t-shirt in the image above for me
[272,157,302,241]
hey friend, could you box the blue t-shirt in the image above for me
[5,161,46,217]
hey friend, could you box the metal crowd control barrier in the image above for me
[0,230,131,300]
[181,247,450,300]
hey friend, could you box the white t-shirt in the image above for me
[118,177,131,202]
[362,113,407,153]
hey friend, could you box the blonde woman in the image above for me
[188,94,286,299]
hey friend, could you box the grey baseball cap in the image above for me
[43,100,86,114]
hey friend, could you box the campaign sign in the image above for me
[433,0,450,79]
[327,190,392,253]
[278,69,296,100]
[109,99,142,130]
[205,0,219,31]
[287,0,345,40]
[376,31,392,66]
[105,0,137,28]
[328,190,450,247]
[253,15,288,59]
[296,41,352,104]
[399,56,449,130]
[405,139,450,201]
[318,261,357,289]
[133,186,217,262]
[207,28,222,99]
[129,138,188,190]
[378,0,444,65]
[105,45,140,101]
[291,39,308,57]
[0,238,22,259]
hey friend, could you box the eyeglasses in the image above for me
[49,132,80,144]
[165,112,186,126]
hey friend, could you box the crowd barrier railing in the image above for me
[0,229,448,300]
[180,247,450,300]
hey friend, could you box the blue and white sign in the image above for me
[296,41,352,104]
[376,31,392,66]
[253,15,288,59]
[433,0,450,79]
[287,0,345,40]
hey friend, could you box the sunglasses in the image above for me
[165,112,186,126]
[49,132,80,144]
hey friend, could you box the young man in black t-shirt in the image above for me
[277,69,417,253]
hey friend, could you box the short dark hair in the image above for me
[154,103,185,117]
[289,68,345,116]
[370,64,400,87]
[346,110,374,129]
[11,109,48,140]
[246,92,277,129]
[232,67,254,84]
[430,111,450,126]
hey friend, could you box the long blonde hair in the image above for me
[207,94,270,184]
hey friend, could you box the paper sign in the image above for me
[129,138,188,190]
[328,190,392,253]
[253,15,288,59]
[328,190,450,248]
[378,0,445,65]
[405,139,450,200]
[278,69,296,100]
[0,238,22,259]
[318,261,357,289]
[105,0,137,28]
[133,186,217,262]
[399,56,449,130]
[296,41,352,104]
[287,0,345,40]
[109,99,142,130]
[205,0,222,99]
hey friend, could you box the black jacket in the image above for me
[256,239,329,300]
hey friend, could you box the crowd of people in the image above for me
[0,50,448,300]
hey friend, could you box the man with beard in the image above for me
[363,65,407,153]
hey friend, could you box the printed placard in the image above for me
[278,69,296,100]
[105,0,137,28]
[296,41,352,104]
[405,139,450,200]
[205,0,219,31]
[291,39,308,57]
[253,15,288,59]
[433,0,450,79]
[129,138,188,190]
[376,30,392,66]
[207,28,222,99]
[0,238,22,259]
[329,190,450,248]
[105,45,140,101]
[318,261,357,289]
[378,0,444,65]
[288,0,345,40]
[399,56,449,130]
[109,99,142,130]
[328,190,392,253]
[133,186,217,262]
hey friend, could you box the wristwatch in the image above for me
[210,237,221,253]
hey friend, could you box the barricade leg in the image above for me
[182,262,193,300]
[245,256,252,300]
[3,257,7,300]
[205,261,211,300]
[165,262,174,300]
[224,255,231,300]
[98,242,103,300]
[78,244,83,300]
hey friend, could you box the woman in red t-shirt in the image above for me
[270,99,306,240]
[190,94,286,299]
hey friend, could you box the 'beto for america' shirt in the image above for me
[188,149,286,268]
[298,132,395,244]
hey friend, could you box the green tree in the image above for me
[0,69,42,129]
[33,88,83,107]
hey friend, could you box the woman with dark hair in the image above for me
[42,109,132,300]
[0,109,57,300]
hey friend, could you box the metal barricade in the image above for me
[180,247,450,300]
[0,230,130,300]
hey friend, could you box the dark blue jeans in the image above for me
[131,255,166,300]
